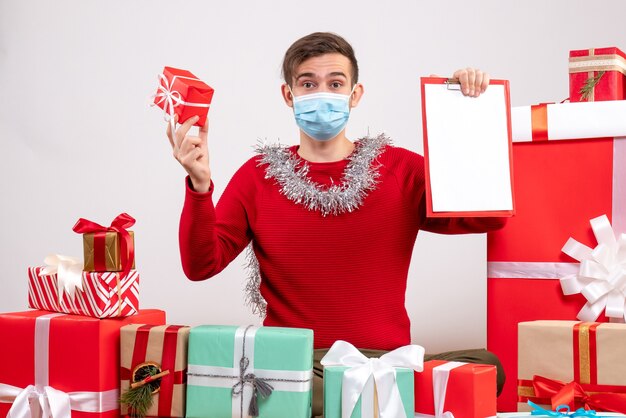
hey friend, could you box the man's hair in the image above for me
[282,32,359,87]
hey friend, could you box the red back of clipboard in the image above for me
[420,77,515,218]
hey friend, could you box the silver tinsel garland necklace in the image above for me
[244,134,391,317]
[256,133,390,216]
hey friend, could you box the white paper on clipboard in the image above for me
[422,79,514,216]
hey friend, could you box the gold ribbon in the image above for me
[569,52,626,75]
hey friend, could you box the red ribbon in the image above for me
[72,213,135,281]
[530,103,549,142]
[532,375,626,413]
[120,324,187,416]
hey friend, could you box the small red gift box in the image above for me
[28,266,139,318]
[153,66,214,127]
[0,309,166,418]
[414,360,497,418]
[120,324,190,417]
[569,47,626,102]
[487,100,626,411]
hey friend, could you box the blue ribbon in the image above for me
[529,401,598,417]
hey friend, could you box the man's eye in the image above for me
[331,82,342,89]
[303,82,314,88]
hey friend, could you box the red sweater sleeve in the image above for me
[179,158,257,281]
[390,146,508,234]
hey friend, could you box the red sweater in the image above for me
[179,143,506,350]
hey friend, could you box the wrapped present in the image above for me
[186,325,313,418]
[498,407,626,417]
[414,360,497,418]
[569,47,626,102]
[28,263,139,318]
[73,213,136,273]
[321,340,423,418]
[511,100,626,142]
[152,66,214,129]
[517,321,626,413]
[120,324,190,417]
[0,309,166,418]
[486,100,626,411]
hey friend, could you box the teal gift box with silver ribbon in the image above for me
[186,325,314,418]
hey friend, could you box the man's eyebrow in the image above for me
[295,71,348,81]
[329,71,347,78]
[295,72,316,81]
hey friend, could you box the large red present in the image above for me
[28,265,139,318]
[486,100,626,411]
[414,360,497,418]
[517,321,626,413]
[569,47,626,102]
[152,66,214,128]
[0,309,166,418]
[120,324,190,417]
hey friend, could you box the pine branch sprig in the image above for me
[579,71,605,101]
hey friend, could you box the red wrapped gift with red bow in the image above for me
[569,47,626,102]
[152,66,214,128]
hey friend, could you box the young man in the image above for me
[168,32,506,417]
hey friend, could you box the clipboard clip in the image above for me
[445,78,461,90]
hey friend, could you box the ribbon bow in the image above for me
[321,340,424,418]
[528,400,598,417]
[39,254,84,299]
[231,356,274,417]
[560,215,626,322]
[4,384,72,418]
[72,213,135,281]
[532,375,626,413]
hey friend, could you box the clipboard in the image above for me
[421,77,515,217]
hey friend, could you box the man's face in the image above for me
[290,53,354,97]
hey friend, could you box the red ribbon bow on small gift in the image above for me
[72,213,135,281]
[532,375,626,413]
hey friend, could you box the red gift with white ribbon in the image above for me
[486,99,626,411]
[0,309,166,418]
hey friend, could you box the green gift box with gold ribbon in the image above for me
[186,325,313,418]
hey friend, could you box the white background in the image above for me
[1,0,625,353]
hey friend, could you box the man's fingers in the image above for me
[456,70,469,95]
[452,68,490,97]
[480,72,490,93]
[175,116,200,148]
[198,119,209,143]
[180,147,205,167]
[465,68,476,96]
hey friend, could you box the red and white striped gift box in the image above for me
[27,266,139,318]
